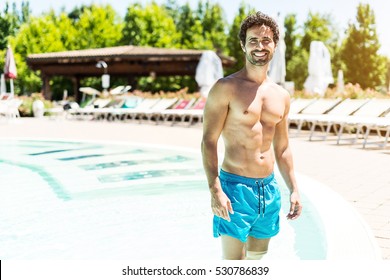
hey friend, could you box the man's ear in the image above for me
[240,41,246,53]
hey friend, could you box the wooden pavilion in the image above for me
[26,45,236,101]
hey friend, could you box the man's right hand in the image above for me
[211,190,234,221]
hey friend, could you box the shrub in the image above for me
[293,83,390,99]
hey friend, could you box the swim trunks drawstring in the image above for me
[255,180,266,217]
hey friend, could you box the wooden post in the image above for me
[42,74,52,100]
[72,76,81,103]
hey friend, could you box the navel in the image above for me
[244,110,249,115]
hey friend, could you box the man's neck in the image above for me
[242,62,269,84]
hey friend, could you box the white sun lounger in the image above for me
[308,98,370,141]
[137,97,179,123]
[0,98,23,120]
[165,98,206,126]
[334,99,390,145]
[288,98,342,136]
[360,110,390,148]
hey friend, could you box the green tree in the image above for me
[226,2,254,74]
[340,3,387,89]
[121,2,179,48]
[284,13,300,81]
[163,0,179,22]
[174,3,210,50]
[288,12,337,90]
[197,0,227,53]
[66,4,124,96]
[73,4,123,49]
[10,4,123,96]
[49,12,79,51]
[0,1,30,50]
[67,4,88,21]
[8,13,71,94]
[386,58,390,91]
[328,37,344,83]
[300,12,334,52]
[121,2,186,92]
[287,50,310,91]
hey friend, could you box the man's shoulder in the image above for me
[217,73,240,85]
[267,81,290,97]
[211,74,239,94]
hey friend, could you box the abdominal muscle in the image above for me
[221,132,275,179]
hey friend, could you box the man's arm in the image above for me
[273,95,302,220]
[201,80,233,221]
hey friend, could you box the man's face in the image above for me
[241,24,275,66]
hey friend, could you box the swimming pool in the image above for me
[0,139,380,260]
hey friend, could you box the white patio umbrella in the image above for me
[0,74,6,96]
[268,14,286,85]
[4,45,17,98]
[195,51,223,98]
[304,41,334,96]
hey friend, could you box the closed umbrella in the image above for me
[3,45,17,98]
[0,74,5,97]
[268,14,286,85]
[304,41,334,96]
[4,46,17,79]
[195,51,223,98]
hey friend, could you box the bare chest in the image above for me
[230,89,285,126]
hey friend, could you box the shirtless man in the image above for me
[201,11,302,260]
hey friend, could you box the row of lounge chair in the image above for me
[0,98,23,120]
[65,94,390,148]
[66,96,206,126]
[288,98,390,149]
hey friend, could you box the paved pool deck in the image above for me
[1,117,389,259]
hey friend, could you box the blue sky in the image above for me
[5,0,390,55]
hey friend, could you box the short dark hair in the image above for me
[239,11,280,46]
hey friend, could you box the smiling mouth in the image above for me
[252,51,268,58]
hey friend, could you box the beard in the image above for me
[245,50,274,66]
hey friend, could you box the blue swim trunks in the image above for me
[213,169,281,243]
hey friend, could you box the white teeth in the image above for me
[253,52,265,57]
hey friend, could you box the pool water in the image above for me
[0,139,333,260]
